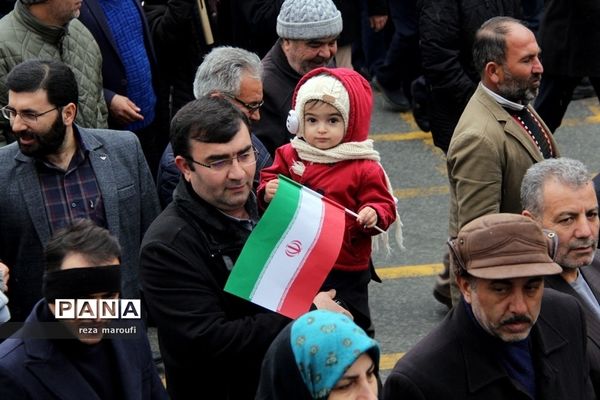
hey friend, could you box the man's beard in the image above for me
[15,115,67,159]
[556,238,598,269]
[299,56,329,75]
[497,68,541,104]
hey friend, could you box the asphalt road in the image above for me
[369,91,600,374]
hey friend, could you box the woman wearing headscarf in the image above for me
[256,310,380,399]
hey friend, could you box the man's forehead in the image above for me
[191,125,252,154]
[505,27,538,54]
[8,89,50,108]
[238,76,263,98]
[480,276,544,285]
[301,36,338,45]
[61,253,119,270]
[542,179,597,210]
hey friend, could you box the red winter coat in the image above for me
[258,146,396,271]
[258,67,396,271]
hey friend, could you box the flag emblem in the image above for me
[285,240,302,257]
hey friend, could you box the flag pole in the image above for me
[277,174,386,234]
[343,208,385,234]
[196,0,214,45]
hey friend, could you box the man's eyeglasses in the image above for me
[188,148,259,171]
[224,94,264,114]
[1,106,59,124]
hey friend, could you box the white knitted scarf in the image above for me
[290,137,405,253]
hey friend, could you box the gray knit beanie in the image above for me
[277,0,343,40]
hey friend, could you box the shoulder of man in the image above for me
[0,330,26,365]
[449,95,509,155]
[538,287,586,328]
[541,286,582,305]
[0,9,17,29]
[79,126,140,149]
[66,18,96,40]
[0,141,19,158]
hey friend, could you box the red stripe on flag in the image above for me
[277,198,346,319]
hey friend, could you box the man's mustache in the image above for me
[569,238,597,250]
[500,314,532,326]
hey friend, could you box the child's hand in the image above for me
[357,206,378,229]
[264,179,280,203]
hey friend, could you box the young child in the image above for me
[257,67,398,333]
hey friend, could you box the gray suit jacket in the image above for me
[545,252,600,396]
[0,126,160,321]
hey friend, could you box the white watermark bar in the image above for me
[54,299,141,319]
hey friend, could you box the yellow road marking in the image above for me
[370,131,431,141]
[376,264,444,279]
[394,185,449,199]
[380,352,405,370]
[587,104,600,124]
[399,112,419,130]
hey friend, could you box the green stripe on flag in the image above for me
[224,175,302,299]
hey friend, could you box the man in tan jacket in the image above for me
[435,16,559,306]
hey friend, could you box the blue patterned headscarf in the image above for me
[290,310,380,399]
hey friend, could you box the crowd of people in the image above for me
[0,0,598,399]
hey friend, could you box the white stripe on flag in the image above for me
[250,189,324,310]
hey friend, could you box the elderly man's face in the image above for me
[459,275,544,342]
[282,37,337,75]
[535,179,599,269]
[496,24,543,104]
[228,74,263,123]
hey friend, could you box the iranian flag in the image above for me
[224,175,345,319]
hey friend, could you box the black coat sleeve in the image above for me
[418,0,477,104]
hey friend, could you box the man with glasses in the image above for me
[0,59,159,322]
[156,46,272,208]
[140,96,349,400]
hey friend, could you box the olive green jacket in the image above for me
[447,83,559,237]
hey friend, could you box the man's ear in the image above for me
[281,38,292,53]
[485,61,503,85]
[174,155,192,182]
[522,209,534,220]
[457,275,473,304]
[62,103,77,126]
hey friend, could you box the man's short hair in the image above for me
[6,59,78,108]
[521,158,592,217]
[45,219,121,272]
[193,46,262,99]
[472,16,523,75]
[170,96,250,164]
